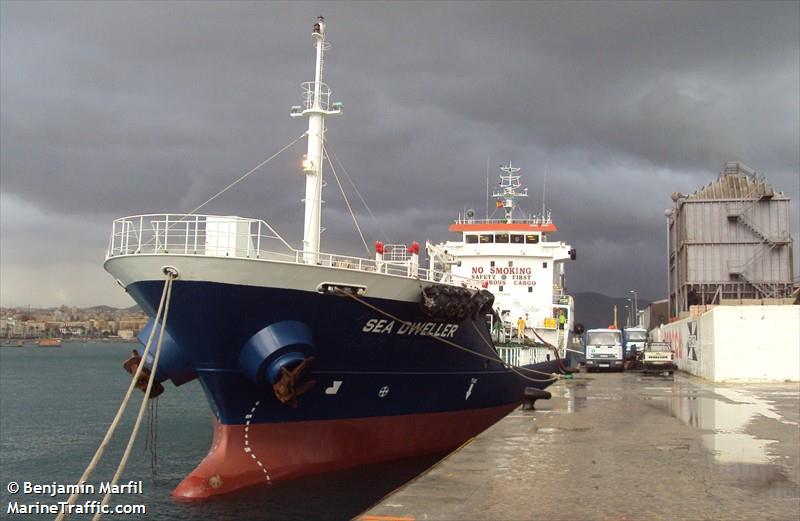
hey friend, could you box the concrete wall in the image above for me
[653,305,799,382]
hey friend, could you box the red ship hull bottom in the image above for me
[172,403,518,498]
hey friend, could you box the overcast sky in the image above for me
[1,1,798,308]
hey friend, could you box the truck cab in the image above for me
[584,328,624,372]
[623,327,648,362]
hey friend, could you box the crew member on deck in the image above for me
[517,316,526,340]
[559,311,566,330]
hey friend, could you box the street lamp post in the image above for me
[629,290,639,327]
[625,299,633,328]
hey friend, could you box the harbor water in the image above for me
[0,342,441,520]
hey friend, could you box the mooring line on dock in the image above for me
[528,327,577,374]
[335,289,559,383]
[56,271,176,521]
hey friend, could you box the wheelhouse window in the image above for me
[495,233,509,243]
[526,234,539,244]
[479,234,494,243]
[498,286,504,292]
[508,260,513,267]
[465,234,478,244]
[511,234,525,244]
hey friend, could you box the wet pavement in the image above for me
[358,371,800,521]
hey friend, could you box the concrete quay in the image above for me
[358,371,799,521]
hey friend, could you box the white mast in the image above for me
[290,16,342,264]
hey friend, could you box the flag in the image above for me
[495,199,504,208]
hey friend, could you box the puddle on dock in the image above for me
[648,378,794,465]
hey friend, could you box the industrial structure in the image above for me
[666,161,794,319]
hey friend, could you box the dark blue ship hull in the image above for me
[125,279,561,497]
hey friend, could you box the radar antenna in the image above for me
[492,162,528,223]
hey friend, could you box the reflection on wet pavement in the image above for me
[363,372,800,521]
[562,379,588,412]
[647,376,798,465]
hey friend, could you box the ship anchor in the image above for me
[272,356,316,408]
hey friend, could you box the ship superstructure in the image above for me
[102,17,564,499]
[429,164,576,365]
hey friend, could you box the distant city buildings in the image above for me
[0,305,148,340]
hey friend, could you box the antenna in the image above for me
[492,162,528,223]
[485,154,490,219]
[542,164,547,215]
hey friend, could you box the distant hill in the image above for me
[572,291,651,330]
[83,305,127,314]
[84,304,141,313]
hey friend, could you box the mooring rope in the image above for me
[529,327,572,374]
[92,275,175,521]
[335,289,559,383]
[55,273,175,521]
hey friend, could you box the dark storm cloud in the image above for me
[1,1,797,306]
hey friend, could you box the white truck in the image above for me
[583,328,624,372]
[623,327,648,363]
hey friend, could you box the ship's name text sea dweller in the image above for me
[362,319,459,337]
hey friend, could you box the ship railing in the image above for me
[496,346,520,367]
[290,249,478,286]
[107,214,478,286]
[301,81,333,111]
[453,216,553,226]
[495,344,554,366]
[107,214,296,261]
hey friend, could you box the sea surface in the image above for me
[0,342,441,520]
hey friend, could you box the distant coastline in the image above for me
[1,304,148,343]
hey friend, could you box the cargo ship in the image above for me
[103,17,564,499]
